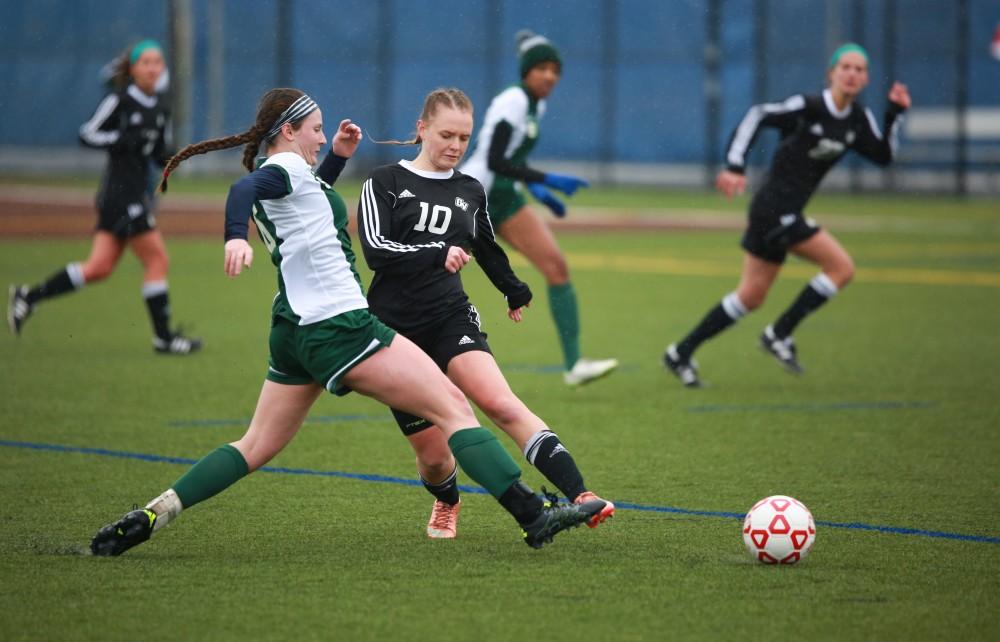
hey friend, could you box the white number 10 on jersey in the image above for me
[414,201,452,234]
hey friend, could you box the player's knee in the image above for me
[536,253,569,283]
[415,449,454,474]
[144,253,169,276]
[836,258,856,288]
[738,289,767,311]
[83,261,115,282]
[477,392,524,428]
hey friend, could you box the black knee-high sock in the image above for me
[26,263,83,305]
[772,274,837,339]
[498,480,544,525]
[421,466,460,506]
[524,430,586,501]
[143,281,171,340]
[676,292,748,360]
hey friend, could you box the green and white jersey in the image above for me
[254,151,368,325]
[462,85,546,191]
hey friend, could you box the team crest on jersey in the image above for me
[130,112,143,125]
[454,197,469,211]
[845,130,856,145]
[527,119,538,138]
[810,123,824,136]
[808,138,845,160]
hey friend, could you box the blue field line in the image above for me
[167,414,385,428]
[686,400,936,413]
[3,438,997,544]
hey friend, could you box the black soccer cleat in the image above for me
[520,494,607,549]
[759,326,804,374]
[7,285,33,336]
[153,332,202,355]
[663,344,701,388]
[90,508,157,557]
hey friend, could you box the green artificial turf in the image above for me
[1,188,997,641]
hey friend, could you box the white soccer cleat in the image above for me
[563,357,619,386]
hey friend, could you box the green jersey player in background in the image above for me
[462,30,618,387]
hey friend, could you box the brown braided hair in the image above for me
[159,88,307,192]
[377,87,473,145]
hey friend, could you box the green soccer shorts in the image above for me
[486,179,527,226]
[266,308,396,396]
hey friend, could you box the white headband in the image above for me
[266,94,318,140]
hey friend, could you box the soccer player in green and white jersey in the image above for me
[89,88,606,556]
[462,30,618,387]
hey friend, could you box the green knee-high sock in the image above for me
[447,428,521,498]
[172,444,249,509]
[548,283,580,370]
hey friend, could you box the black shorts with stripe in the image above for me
[388,304,492,435]
[96,193,156,239]
[740,192,821,264]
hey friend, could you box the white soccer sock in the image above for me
[145,488,184,531]
[809,273,839,298]
[141,280,169,299]
[721,292,749,320]
[66,262,86,289]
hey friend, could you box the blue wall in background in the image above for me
[1,0,997,169]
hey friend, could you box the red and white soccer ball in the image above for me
[742,495,816,564]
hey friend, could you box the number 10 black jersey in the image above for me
[358,160,530,334]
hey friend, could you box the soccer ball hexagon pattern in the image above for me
[742,495,816,564]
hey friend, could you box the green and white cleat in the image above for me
[563,358,619,386]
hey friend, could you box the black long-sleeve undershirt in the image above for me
[487,120,546,184]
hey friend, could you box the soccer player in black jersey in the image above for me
[664,43,911,387]
[7,39,200,354]
[359,88,614,539]
[89,88,605,556]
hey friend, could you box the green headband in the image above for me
[130,39,162,64]
[829,43,869,68]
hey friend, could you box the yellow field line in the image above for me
[508,253,1000,288]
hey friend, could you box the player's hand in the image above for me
[888,82,911,111]
[443,246,471,274]
[715,170,746,199]
[224,238,254,277]
[526,183,566,217]
[543,172,589,196]
[331,119,363,158]
[507,303,528,323]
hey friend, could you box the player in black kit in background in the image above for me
[7,39,200,354]
[359,88,614,539]
[664,43,911,387]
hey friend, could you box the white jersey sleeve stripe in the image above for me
[360,179,444,254]
[864,106,901,160]
[863,108,884,140]
[79,94,122,147]
[727,94,806,168]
